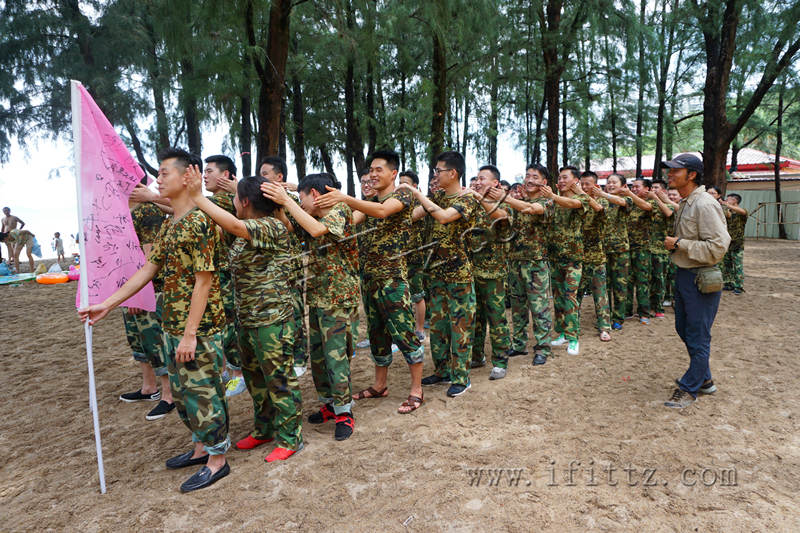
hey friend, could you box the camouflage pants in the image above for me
[472,277,511,369]
[580,263,611,332]
[290,281,308,367]
[627,247,652,317]
[219,270,242,371]
[407,262,426,303]
[551,259,582,341]
[508,259,551,355]
[122,292,167,376]
[238,322,303,451]
[665,261,676,300]
[163,331,230,455]
[428,279,475,386]
[363,278,424,366]
[723,248,744,290]
[309,306,356,415]
[606,250,630,323]
[650,253,670,314]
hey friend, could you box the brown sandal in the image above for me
[397,395,424,414]
[352,386,388,400]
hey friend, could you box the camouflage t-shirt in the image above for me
[131,202,167,292]
[466,203,511,280]
[728,211,748,250]
[208,192,236,271]
[627,200,655,249]
[649,202,674,255]
[148,208,226,336]
[582,197,608,265]
[294,203,360,309]
[228,217,294,328]
[603,196,633,253]
[361,189,413,282]
[507,196,551,262]
[549,194,591,262]
[406,197,426,268]
[427,192,478,283]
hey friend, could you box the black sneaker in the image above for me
[334,412,354,441]
[446,382,471,397]
[470,358,486,369]
[421,374,450,385]
[308,404,336,424]
[146,400,175,420]
[664,388,695,408]
[507,349,527,357]
[674,378,717,395]
[733,288,743,295]
[532,354,547,365]
[120,389,160,402]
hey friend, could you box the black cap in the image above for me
[660,153,703,174]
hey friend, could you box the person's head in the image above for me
[499,180,511,192]
[368,149,400,193]
[399,170,419,189]
[54,232,60,238]
[708,186,722,200]
[203,155,237,193]
[234,176,279,219]
[2,207,9,216]
[474,165,501,194]
[524,163,549,195]
[580,170,598,191]
[509,183,524,200]
[630,177,651,199]
[660,153,703,191]
[259,156,288,184]
[156,147,202,200]
[297,173,341,217]
[428,175,440,194]
[359,168,375,199]
[434,151,466,189]
[557,166,580,192]
[652,178,667,193]
[606,173,626,194]
[667,188,681,203]
[726,193,742,206]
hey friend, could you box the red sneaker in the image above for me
[265,446,300,462]
[654,312,665,318]
[236,435,274,450]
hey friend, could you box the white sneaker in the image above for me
[663,300,672,307]
[391,344,399,353]
[489,367,506,380]
[356,339,370,348]
[225,376,247,397]
[550,335,568,346]
[567,340,580,355]
[294,366,307,377]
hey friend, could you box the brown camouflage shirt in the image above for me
[627,199,655,249]
[208,192,236,271]
[728,211,748,250]
[582,197,608,265]
[649,202,674,255]
[427,191,478,283]
[361,189,413,282]
[549,193,591,262]
[507,196,552,262]
[603,196,633,253]
[466,202,511,280]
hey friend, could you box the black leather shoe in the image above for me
[507,349,527,357]
[532,354,547,365]
[166,450,209,469]
[180,463,230,493]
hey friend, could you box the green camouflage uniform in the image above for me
[296,203,360,416]
[230,217,302,450]
[208,192,242,371]
[579,197,611,332]
[467,204,512,369]
[426,192,477,386]
[723,210,747,290]
[507,196,553,356]
[286,191,308,368]
[549,194,590,341]
[649,202,673,314]
[123,202,167,374]
[626,200,654,317]
[604,196,633,323]
[406,197,427,303]
[149,209,229,455]
[361,189,424,366]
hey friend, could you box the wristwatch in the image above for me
[674,238,682,250]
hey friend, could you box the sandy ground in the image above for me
[1,238,799,532]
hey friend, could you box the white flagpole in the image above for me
[71,80,107,494]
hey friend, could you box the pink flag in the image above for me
[74,82,156,311]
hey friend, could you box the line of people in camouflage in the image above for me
[79,147,747,492]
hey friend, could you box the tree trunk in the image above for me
[652,0,674,181]
[430,19,447,170]
[399,73,407,169]
[240,94,253,177]
[540,0,564,182]
[775,79,786,239]
[179,59,201,155]
[635,0,646,177]
[319,144,335,175]
[489,57,499,165]
[291,76,306,179]
[533,94,546,165]
[462,95,470,156]
[561,79,568,168]
[603,32,618,173]
[366,59,377,155]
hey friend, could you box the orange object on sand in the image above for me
[36,272,69,285]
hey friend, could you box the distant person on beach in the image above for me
[1,228,36,272]
[53,232,66,263]
[1,207,25,264]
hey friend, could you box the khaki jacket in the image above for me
[671,185,730,268]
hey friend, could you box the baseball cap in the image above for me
[660,153,703,174]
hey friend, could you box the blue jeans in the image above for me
[674,268,722,397]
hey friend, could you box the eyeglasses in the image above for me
[432,167,453,176]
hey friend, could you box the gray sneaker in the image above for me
[356,339,370,349]
[674,378,717,394]
[415,330,426,342]
[664,388,696,408]
[489,367,506,380]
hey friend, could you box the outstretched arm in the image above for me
[186,165,250,240]
[398,183,463,224]
[314,186,406,219]
[262,182,329,238]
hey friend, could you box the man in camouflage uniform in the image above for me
[119,197,175,421]
[404,151,477,397]
[547,167,590,356]
[721,193,748,294]
[664,188,683,303]
[80,148,230,493]
[399,170,427,340]
[315,150,424,414]
[490,164,552,365]
[263,174,360,440]
[602,174,634,329]
[465,165,512,380]
[578,172,612,341]
[626,178,656,323]
[648,179,675,317]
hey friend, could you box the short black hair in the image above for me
[298,173,341,195]
[158,147,202,170]
[526,163,550,182]
[359,167,371,178]
[634,177,652,189]
[479,164,501,181]
[652,178,667,188]
[608,173,627,186]
[205,154,237,178]
[710,185,723,195]
[580,170,598,182]
[369,149,400,171]
[499,180,511,188]
[559,166,580,180]
[237,176,279,216]
[399,170,419,185]
[727,193,742,203]
[436,151,466,179]
[259,156,288,181]
[509,183,522,192]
